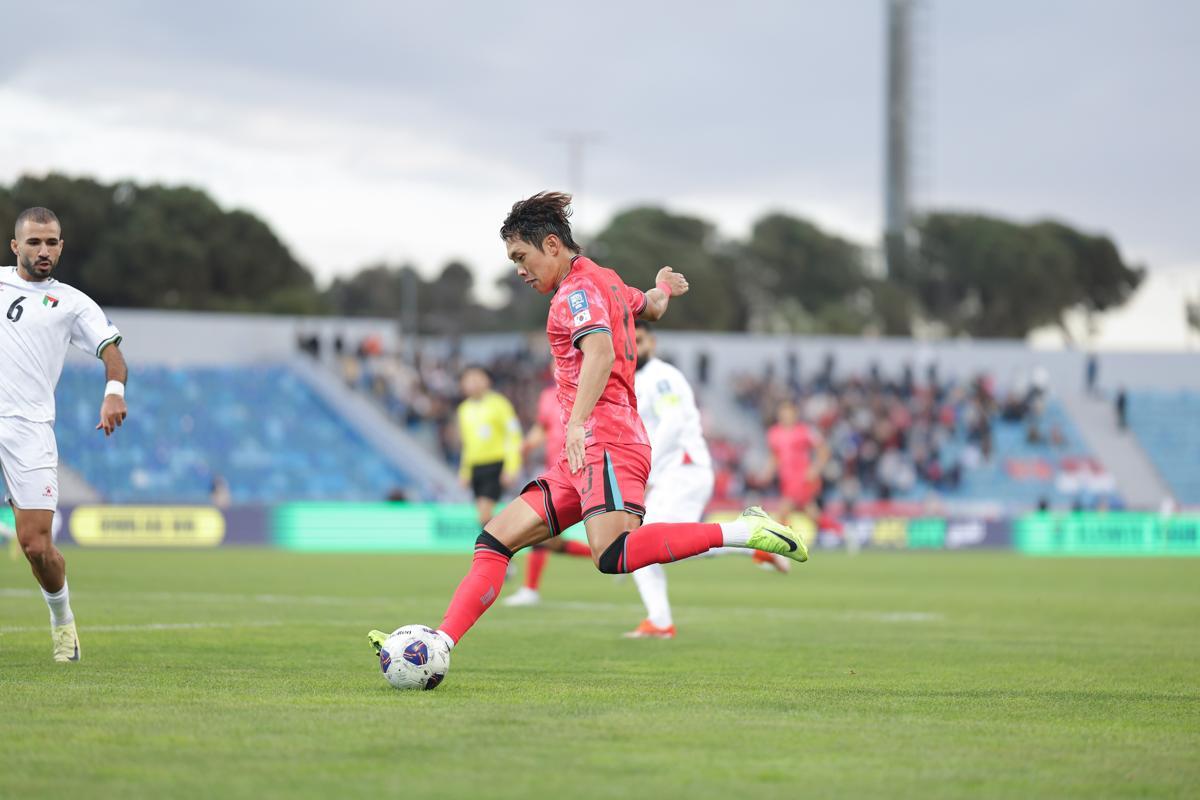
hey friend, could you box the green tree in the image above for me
[491,269,552,332]
[589,207,746,331]
[324,263,416,319]
[2,174,323,314]
[905,213,1143,338]
[741,213,874,334]
[325,261,499,335]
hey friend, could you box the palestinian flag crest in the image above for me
[43,294,59,308]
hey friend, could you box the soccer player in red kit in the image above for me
[767,400,830,524]
[369,192,806,670]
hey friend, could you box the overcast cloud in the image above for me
[2,0,1196,296]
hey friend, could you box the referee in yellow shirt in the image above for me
[457,366,523,528]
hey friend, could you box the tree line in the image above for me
[2,174,1143,339]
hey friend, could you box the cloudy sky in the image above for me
[2,0,1197,302]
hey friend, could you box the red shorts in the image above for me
[520,442,650,535]
[781,473,820,506]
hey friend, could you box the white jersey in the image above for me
[635,357,712,483]
[0,266,122,423]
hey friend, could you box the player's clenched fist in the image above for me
[655,266,689,297]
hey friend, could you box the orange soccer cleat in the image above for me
[622,619,676,639]
[752,549,792,574]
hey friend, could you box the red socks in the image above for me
[440,524,720,643]
[562,540,592,557]
[439,545,510,645]
[525,540,593,591]
[617,522,722,573]
[524,548,548,589]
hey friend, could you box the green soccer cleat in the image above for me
[367,629,389,655]
[741,506,808,563]
[51,620,80,663]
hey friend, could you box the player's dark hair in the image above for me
[499,192,581,254]
[634,319,654,333]
[461,364,493,383]
[14,207,60,238]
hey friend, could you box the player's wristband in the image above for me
[105,380,125,398]
[655,280,673,298]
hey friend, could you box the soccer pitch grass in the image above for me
[2,549,1197,799]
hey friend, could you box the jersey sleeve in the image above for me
[554,277,613,349]
[70,295,122,357]
[625,285,648,317]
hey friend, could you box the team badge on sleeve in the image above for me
[568,290,592,326]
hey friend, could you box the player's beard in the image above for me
[21,254,55,281]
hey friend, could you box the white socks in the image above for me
[719,519,751,547]
[42,581,74,627]
[707,546,751,557]
[435,629,456,651]
[632,564,672,628]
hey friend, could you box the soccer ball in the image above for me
[379,625,450,690]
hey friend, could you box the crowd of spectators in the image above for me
[729,361,1052,504]
[321,338,548,465]
[316,335,1095,509]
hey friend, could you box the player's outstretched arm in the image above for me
[96,343,128,436]
[638,267,689,321]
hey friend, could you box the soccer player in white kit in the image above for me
[627,321,789,639]
[2,207,128,662]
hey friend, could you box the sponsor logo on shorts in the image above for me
[43,485,54,497]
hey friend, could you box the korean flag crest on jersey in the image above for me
[568,290,591,326]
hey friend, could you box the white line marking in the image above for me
[533,601,943,622]
[0,587,385,606]
[2,589,944,623]
[0,621,285,635]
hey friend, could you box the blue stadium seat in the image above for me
[1128,392,1200,505]
[52,364,413,503]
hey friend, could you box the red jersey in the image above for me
[767,423,819,476]
[536,385,566,469]
[547,255,649,448]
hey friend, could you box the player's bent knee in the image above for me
[475,531,514,559]
[596,532,630,574]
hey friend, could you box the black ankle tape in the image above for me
[476,531,513,559]
[597,532,630,574]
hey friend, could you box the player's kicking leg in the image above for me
[369,491,557,657]
[12,506,79,662]
[587,504,807,576]
[579,445,806,576]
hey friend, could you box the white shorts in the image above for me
[643,464,714,525]
[0,416,59,511]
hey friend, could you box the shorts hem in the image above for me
[6,499,58,511]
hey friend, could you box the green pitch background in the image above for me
[1,548,1197,799]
